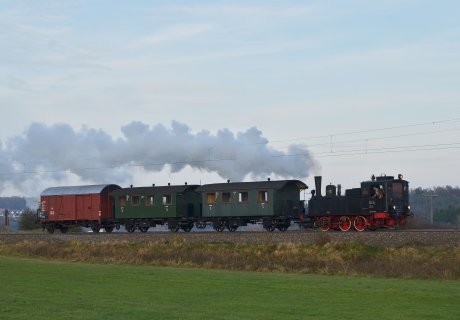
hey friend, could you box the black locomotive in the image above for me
[304,174,411,231]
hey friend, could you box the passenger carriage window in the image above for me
[163,194,172,205]
[131,195,140,206]
[146,195,154,206]
[258,191,268,203]
[222,192,231,204]
[207,193,216,205]
[239,192,249,203]
[119,196,127,207]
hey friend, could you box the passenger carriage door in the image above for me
[205,192,218,216]
[187,203,194,218]
[237,191,250,216]
[257,190,269,216]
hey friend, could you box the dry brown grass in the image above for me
[1,238,459,280]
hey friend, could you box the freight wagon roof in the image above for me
[41,184,120,196]
[111,185,200,196]
[196,180,307,192]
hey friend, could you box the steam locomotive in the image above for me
[38,174,411,233]
[304,174,411,231]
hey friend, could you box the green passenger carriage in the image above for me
[111,184,201,232]
[195,180,307,232]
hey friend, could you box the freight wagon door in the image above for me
[76,195,93,221]
[48,196,63,221]
[55,195,77,221]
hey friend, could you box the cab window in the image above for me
[393,183,403,198]
[371,185,385,199]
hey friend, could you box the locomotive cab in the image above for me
[360,174,411,226]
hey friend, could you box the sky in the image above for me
[0,0,459,197]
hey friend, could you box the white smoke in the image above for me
[1,121,317,195]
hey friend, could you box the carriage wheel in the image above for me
[338,216,352,232]
[105,226,114,233]
[227,225,238,232]
[182,225,193,232]
[60,227,69,234]
[169,224,180,232]
[91,224,100,233]
[125,223,136,233]
[139,226,149,233]
[46,226,55,234]
[213,221,225,232]
[264,221,276,232]
[277,225,289,232]
[353,216,367,232]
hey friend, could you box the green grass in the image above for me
[0,256,459,319]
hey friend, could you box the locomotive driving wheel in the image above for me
[338,216,352,232]
[318,217,330,232]
[353,216,367,232]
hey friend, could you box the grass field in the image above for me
[0,256,459,319]
[1,240,459,280]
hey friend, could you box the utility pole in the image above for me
[424,194,438,226]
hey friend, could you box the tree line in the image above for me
[0,197,26,210]
[410,186,460,228]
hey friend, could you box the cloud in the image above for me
[136,24,213,45]
[151,4,317,19]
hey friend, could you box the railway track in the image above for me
[1,229,459,247]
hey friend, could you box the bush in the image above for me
[18,209,39,230]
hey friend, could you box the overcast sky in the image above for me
[1,0,459,197]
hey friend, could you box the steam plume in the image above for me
[1,121,316,194]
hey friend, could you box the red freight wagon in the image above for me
[39,184,121,234]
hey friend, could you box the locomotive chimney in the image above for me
[314,176,322,197]
[337,184,342,196]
